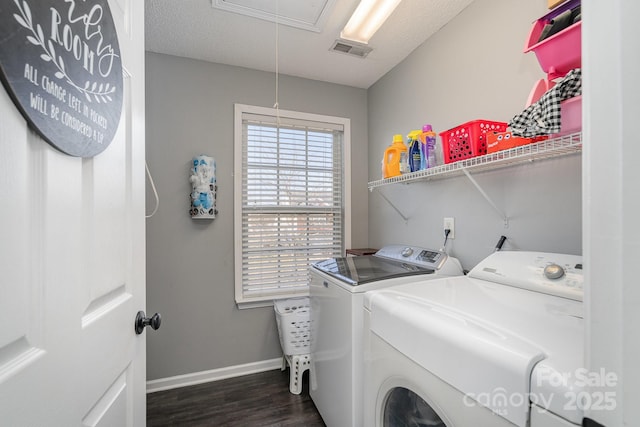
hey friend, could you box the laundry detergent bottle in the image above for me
[421,124,437,168]
[382,134,408,178]
[407,130,423,172]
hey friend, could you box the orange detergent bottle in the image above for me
[382,134,408,178]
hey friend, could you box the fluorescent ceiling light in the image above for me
[340,0,403,44]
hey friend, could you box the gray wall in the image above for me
[368,0,582,270]
[145,53,368,380]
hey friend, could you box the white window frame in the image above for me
[234,104,351,308]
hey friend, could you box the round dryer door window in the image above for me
[383,387,446,427]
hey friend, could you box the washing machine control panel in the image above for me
[468,251,584,301]
[376,245,446,270]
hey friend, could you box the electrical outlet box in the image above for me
[443,217,455,239]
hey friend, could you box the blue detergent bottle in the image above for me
[407,130,423,172]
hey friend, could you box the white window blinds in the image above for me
[234,105,350,306]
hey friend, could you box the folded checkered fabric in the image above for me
[509,68,582,137]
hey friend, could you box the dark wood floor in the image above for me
[147,368,326,427]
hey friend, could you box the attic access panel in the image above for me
[212,0,336,32]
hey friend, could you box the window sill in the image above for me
[236,291,310,310]
[236,300,275,310]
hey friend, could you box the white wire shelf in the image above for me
[368,132,582,190]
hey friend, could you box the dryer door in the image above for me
[383,387,446,427]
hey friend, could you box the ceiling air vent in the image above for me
[330,40,372,58]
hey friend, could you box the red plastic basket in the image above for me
[440,120,508,164]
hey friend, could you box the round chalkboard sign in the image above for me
[0,0,123,157]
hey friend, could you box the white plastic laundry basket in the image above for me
[274,297,311,356]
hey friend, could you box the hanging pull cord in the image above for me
[145,161,159,218]
[273,0,281,126]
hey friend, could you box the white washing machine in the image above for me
[309,245,464,427]
[363,251,585,427]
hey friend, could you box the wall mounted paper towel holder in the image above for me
[189,155,217,219]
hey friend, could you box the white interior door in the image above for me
[0,0,147,425]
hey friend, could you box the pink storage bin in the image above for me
[524,0,581,79]
[525,81,582,135]
[557,95,582,135]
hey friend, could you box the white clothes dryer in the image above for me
[363,251,586,427]
[309,245,463,427]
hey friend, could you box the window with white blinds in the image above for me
[234,104,351,307]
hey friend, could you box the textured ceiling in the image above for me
[145,0,475,89]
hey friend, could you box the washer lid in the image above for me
[366,274,584,427]
[312,254,434,286]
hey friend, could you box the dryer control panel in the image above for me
[468,251,584,301]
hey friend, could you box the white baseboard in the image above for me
[146,357,283,394]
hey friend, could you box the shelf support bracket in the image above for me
[462,168,509,228]
[375,189,409,224]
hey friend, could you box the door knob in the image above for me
[135,311,162,334]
